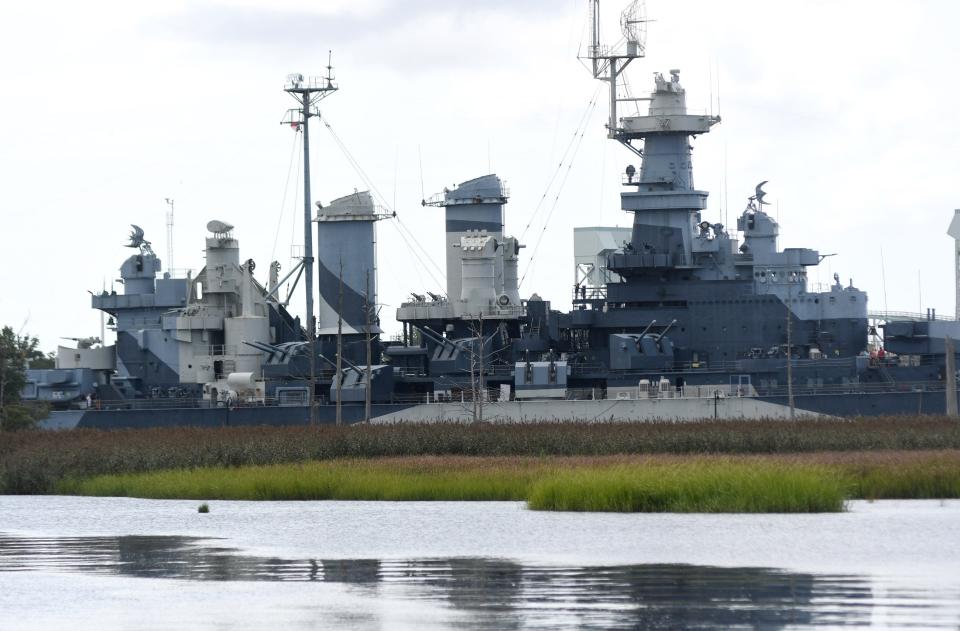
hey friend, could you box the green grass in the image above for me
[841,455,960,500]
[5,417,960,495]
[57,458,537,502]
[55,452,960,513]
[526,463,846,513]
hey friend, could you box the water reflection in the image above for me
[0,533,952,629]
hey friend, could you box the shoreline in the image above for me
[4,418,960,511]
[55,451,960,513]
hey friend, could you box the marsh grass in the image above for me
[526,462,846,512]
[4,417,960,495]
[55,452,960,513]
[60,459,536,502]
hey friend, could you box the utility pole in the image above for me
[478,312,485,423]
[336,258,344,426]
[468,325,478,423]
[283,57,338,427]
[100,278,106,343]
[786,278,795,419]
[364,270,372,423]
[946,336,958,416]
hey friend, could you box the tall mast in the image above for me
[283,54,338,424]
[581,1,648,156]
[589,0,601,78]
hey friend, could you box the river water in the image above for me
[0,497,958,629]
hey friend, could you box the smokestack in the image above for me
[441,175,506,301]
[316,191,382,335]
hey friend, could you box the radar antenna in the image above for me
[581,0,649,157]
[620,0,647,55]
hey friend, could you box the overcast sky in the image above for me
[1,0,958,351]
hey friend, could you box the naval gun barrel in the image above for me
[419,325,453,349]
[317,352,364,376]
[635,320,657,341]
[660,319,678,337]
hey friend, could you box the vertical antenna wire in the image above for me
[718,173,723,227]
[716,58,721,117]
[709,58,713,118]
[880,247,889,313]
[918,268,922,312]
[417,145,426,201]
[723,142,729,229]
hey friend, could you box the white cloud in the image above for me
[1,0,958,349]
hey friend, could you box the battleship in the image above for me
[23,1,960,429]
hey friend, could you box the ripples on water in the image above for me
[0,533,954,629]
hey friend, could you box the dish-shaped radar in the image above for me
[206,220,234,236]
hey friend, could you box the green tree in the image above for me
[0,326,49,430]
[29,351,56,369]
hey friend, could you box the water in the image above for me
[1,497,958,629]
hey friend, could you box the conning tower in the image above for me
[609,70,721,273]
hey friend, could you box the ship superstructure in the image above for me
[22,1,960,427]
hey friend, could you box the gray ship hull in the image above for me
[41,388,956,430]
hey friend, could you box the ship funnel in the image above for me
[316,190,383,335]
[437,174,507,302]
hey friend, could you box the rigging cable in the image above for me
[288,138,302,277]
[384,219,429,291]
[321,118,447,292]
[519,92,599,287]
[518,84,602,244]
[271,128,302,265]
[322,118,446,283]
[393,215,446,286]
